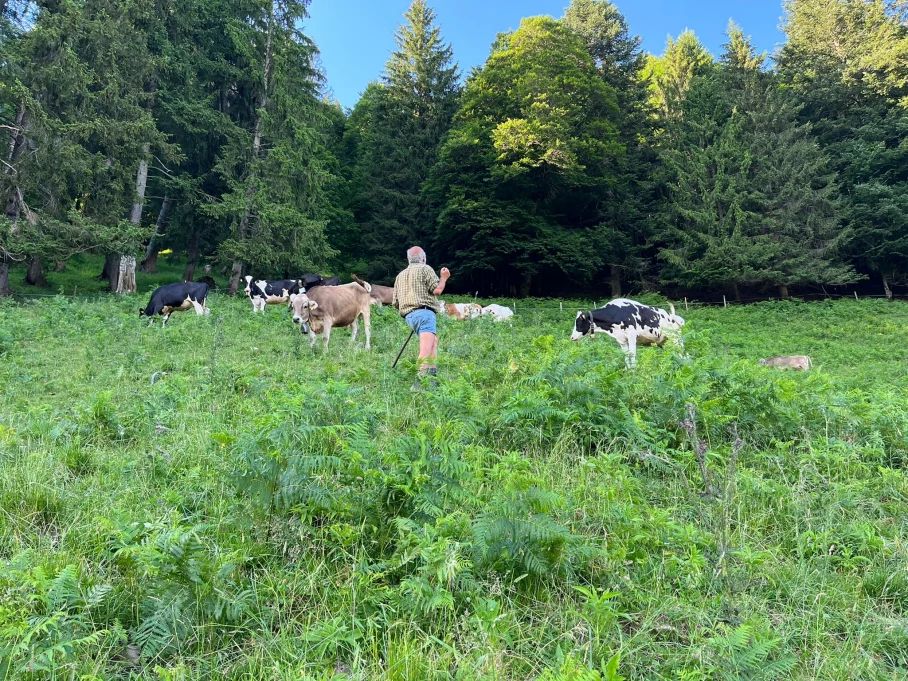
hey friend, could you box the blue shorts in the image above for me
[405,308,437,335]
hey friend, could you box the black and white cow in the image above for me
[300,273,340,291]
[243,276,302,312]
[570,298,685,368]
[139,282,210,327]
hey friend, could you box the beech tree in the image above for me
[429,16,622,295]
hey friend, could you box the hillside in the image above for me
[1,293,906,679]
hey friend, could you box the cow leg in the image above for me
[308,328,317,348]
[624,332,638,369]
[363,308,371,350]
[190,298,205,315]
[322,323,332,350]
[161,312,170,328]
[350,317,359,344]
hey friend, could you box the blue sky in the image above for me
[305,1,788,110]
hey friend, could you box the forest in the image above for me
[0,0,906,300]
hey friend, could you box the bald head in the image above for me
[407,246,426,265]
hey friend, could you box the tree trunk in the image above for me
[518,272,532,297]
[141,194,172,273]
[116,255,136,293]
[0,259,10,296]
[183,233,200,281]
[101,253,118,282]
[609,264,621,297]
[882,273,893,300]
[778,284,789,299]
[228,5,274,295]
[732,282,741,302]
[115,144,150,294]
[25,257,46,286]
[4,100,26,219]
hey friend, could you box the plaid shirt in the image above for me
[393,263,441,316]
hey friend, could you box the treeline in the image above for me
[1,0,906,299]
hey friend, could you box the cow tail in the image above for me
[351,274,372,293]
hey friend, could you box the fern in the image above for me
[708,622,797,680]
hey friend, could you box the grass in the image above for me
[1,262,907,679]
[4,253,226,299]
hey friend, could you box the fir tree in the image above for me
[343,0,459,281]
[779,0,908,296]
[657,27,858,297]
[563,0,654,295]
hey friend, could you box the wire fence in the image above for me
[3,285,905,313]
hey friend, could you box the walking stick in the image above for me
[391,328,416,369]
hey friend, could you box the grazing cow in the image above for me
[300,273,340,291]
[759,355,811,370]
[352,274,393,306]
[441,301,482,320]
[139,282,210,327]
[243,275,301,312]
[289,281,372,350]
[480,304,514,322]
[570,298,685,368]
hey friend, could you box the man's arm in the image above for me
[433,267,451,296]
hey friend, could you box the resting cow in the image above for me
[441,301,482,320]
[480,304,514,322]
[289,281,373,350]
[570,298,684,368]
[353,274,393,306]
[243,276,302,312]
[759,355,811,370]
[139,282,210,327]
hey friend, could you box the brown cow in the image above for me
[353,274,393,306]
[441,301,482,320]
[289,282,372,350]
[758,355,811,370]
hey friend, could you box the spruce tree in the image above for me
[214,0,337,294]
[343,0,459,281]
[657,26,858,297]
[642,30,713,125]
[779,0,908,296]
[563,0,654,295]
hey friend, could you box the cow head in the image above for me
[138,307,146,317]
[660,304,685,332]
[571,311,594,340]
[243,275,253,297]
[289,292,318,333]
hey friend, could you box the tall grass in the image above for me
[1,287,906,679]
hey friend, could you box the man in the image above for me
[392,246,451,389]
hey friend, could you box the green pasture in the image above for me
[0,289,906,679]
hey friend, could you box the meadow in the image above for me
[1,264,907,679]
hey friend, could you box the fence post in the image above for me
[684,296,688,311]
[854,291,858,301]
[723,295,727,308]
[559,301,563,312]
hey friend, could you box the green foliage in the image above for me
[0,557,123,678]
[655,25,859,296]
[338,0,460,281]
[642,30,713,124]
[430,16,622,295]
[779,0,908,292]
[1,292,907,676]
